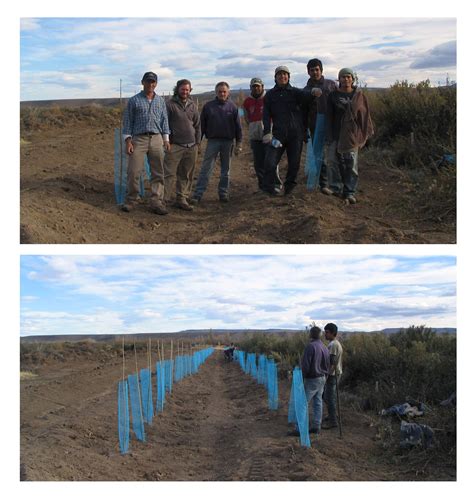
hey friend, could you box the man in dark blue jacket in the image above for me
[262,66,318,196]
[191,82,242,203]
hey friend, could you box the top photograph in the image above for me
[19,17,456,244]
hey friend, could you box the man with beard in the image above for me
[304,58,337,195]
[243,77,281,192]
[164,79,201,211]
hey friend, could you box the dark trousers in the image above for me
[251,140,282,190]
[250,140,266,189]
[263,137,303,193]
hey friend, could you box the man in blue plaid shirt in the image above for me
[122,71,171,215]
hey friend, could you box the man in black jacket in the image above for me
[262,66,318,196]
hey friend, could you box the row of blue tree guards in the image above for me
[288,367,312,447]
[117,347,214,454]
[234,350,279,410]
[114,128,152,206]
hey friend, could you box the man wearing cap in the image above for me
[122,71,171,215]
[191,81,242,204]
[326,68,374,204]
[262,66,320,196]
[164,79,201,211]
[304,58,337,195]
[243,77,282,192]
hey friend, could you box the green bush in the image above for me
[368,80,456,174]
[342,326,456,406]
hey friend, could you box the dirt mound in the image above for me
[20,123,455,244]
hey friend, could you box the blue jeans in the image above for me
[304,376,327,430]
[193,139,233,199]
[327,141,359,197]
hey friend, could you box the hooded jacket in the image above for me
[326,88,374,153]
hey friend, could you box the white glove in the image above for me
[262,133,273,144]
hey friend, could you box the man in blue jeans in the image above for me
[289,325,330,436]
[190,81,242,204]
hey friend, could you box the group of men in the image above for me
[292,322,343,437]
[121,59,373,214]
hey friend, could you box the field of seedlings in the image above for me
[20,83,456,244]
[20,330,456,481]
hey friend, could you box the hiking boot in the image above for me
[321,187,333,196]
[345,195,357,204]
[120,203,134,213]
[151,202,169,216]
[219,194,230,203]
[322,422,338,430]
[286,429,300,437]
[189,197,201,205]
[175,200,193,211]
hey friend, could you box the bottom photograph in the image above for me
[19,254,456,482]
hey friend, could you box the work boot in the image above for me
[175,199,193,211]
[345,195,357,204]
[284,182,296,196]
[151,201,169,215]
[322,422,338,430]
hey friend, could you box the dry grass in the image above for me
[20,371,37,380]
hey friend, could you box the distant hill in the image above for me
[20,327,456,343]
[20,87,389,110]
[20,91,244,110]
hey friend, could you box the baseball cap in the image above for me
[250,77,264,86]
[142,71,158,82]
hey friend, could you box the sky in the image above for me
[19,16,456,101]
[20,254,456,337]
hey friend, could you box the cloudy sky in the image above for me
[20,16,456,101]
[20,255,456,337]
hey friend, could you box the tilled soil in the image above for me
[20,125,455,244]
[20,350,454,482]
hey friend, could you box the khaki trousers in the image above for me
[126,134,165,204]
[164,144,198,202]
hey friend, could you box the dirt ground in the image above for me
[20,348,455,482]
[20,123,455,244]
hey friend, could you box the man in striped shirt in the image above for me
[122,71,171,215]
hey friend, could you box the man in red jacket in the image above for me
[243,77,281,192]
